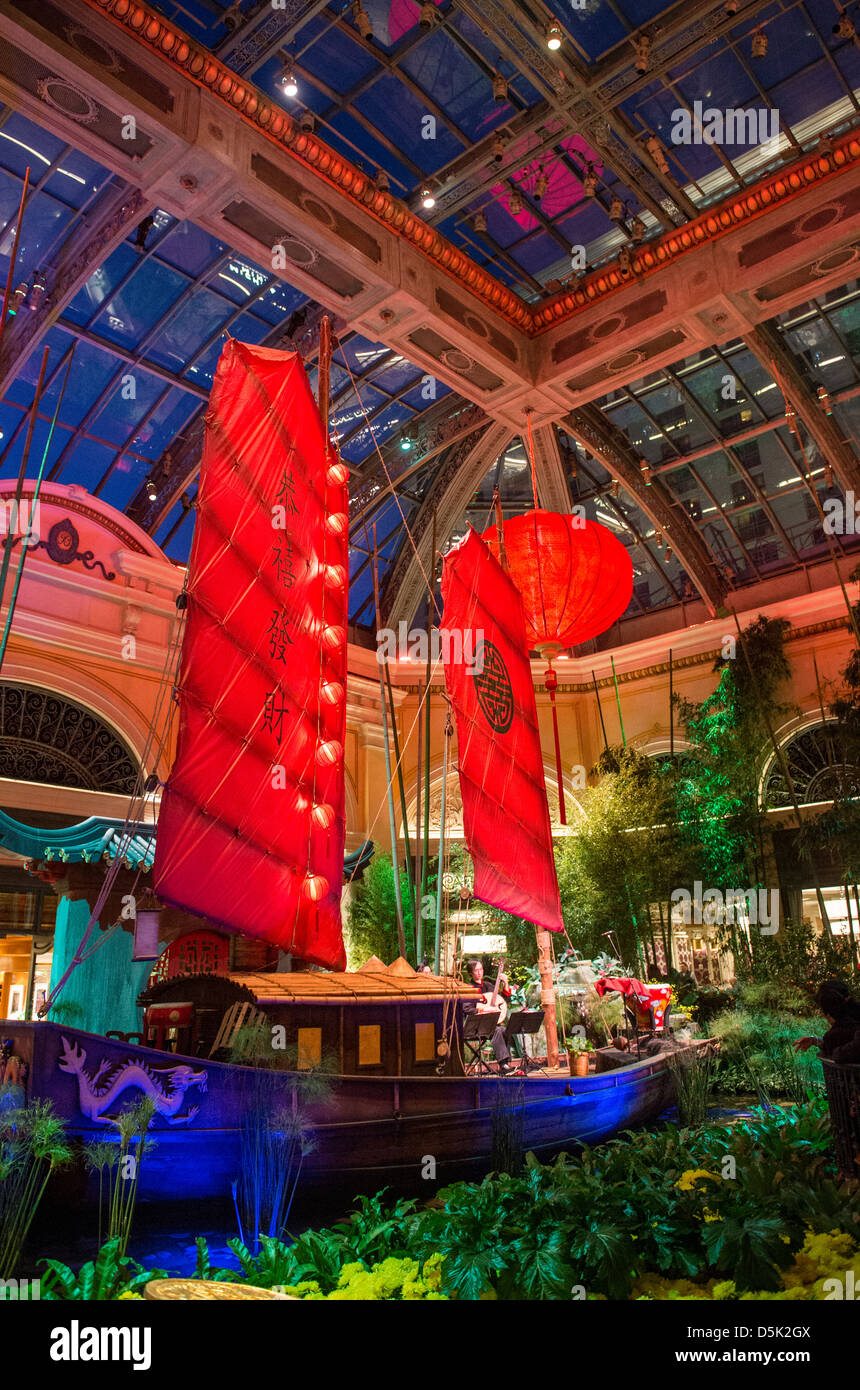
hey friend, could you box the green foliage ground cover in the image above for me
[35,1098,859,1301]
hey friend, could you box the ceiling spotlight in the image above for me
[492,134,506,163]
[630,216,645,242]
[619,246,632,273]
[534,168,548,202]
[281,66,299,97]
[724,0,739,13]
[473,211,487,233]
[655,530,663,548]
[665,546,673,562]
[145,478,158,503]
[420,184,436,209]
[611,479,620,498]
[508,185,523,215]
[419,2,437,29]
[400,434,414,452]
[374,167,390,191]
[817,383,833,414]
[299,110,315,132]
[635,35,651,74]
[785,400,798,434]
[824,463,834,487]
[492,73,508,103]
[583,164,597,196]
[546,22,563,50]
[834,13,855,37]
[610,194,623,219]
[751,28,767,58]
[354,2,372,40]
[640,458,652,484]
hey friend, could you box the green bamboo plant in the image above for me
[0,1094,71,1280]
[83,1096,156,1259]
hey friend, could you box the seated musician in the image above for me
[464,960,515,1075]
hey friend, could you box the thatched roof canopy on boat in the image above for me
[226,969,478,1005]
[386,956,416,977]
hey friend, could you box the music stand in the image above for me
[463,1010,500,1075]
[505,1010,545,1076]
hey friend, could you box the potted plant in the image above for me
[567,1036,594,1078]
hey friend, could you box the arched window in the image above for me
[0,683,139,794]
[762,719,860,808]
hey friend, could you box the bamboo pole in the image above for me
[0,344,49,622]
[669,648,674,756]
[434,705,451,975]
[371,527,406,958]
[414,687,423,960]
[0,167,30,352]
[592,670,609,752]
[610,654,626,747]
[420,512,436,965]
[384,664,413,901]
[0,345,74,673]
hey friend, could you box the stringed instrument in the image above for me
[476,958,508,1025]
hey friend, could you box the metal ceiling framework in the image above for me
[2,0,860,634]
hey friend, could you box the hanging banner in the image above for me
[440,529,563,933]
[154,340,348,970]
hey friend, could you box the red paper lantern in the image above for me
[482,510,633,656]
[323,563,346,590]
[320,679,344,706]
[325,512,348,536]
[315,739,343,766]
[311,802,336,830]
[302,872,329,902]
[482,510,633,827]
[322,623,346,651]
[326,460,349,487]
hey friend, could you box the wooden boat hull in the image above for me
[3,1022,676,1199]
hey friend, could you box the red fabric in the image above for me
[483,510,633,653]
[440,529,563,932]
[594,976,649,1002]
[154,340,347,970]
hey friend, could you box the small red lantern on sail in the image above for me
[483,510,633,823]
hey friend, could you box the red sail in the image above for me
[440,529,563,933]
[154,341,348,970]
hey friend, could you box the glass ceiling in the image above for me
[3,6,860,638]
[143,0,860,299]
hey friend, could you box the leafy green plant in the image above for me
[261,1093,853,1301]
[667,1047,715,1127]
[0,1097,71,1280]
[40,1239,167,1301]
